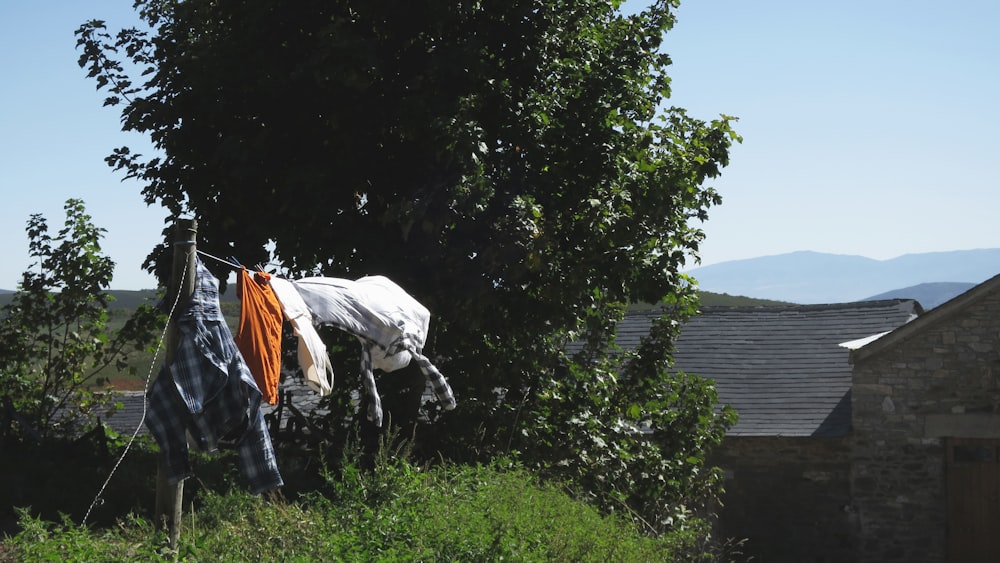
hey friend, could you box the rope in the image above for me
[196,248,242,270]
[81,248,193,527]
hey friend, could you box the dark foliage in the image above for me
[76,0,739,531]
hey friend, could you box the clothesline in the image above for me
[84,246,457,523]
[196,249,242,270]
[195,249,272,277]
[146,258,284,494]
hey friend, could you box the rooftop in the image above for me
[617,300,922,437]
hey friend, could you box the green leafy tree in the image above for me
[76,0,739,528]
[522,298,737,533]
[0,199,162,440]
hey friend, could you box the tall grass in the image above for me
[2,443,725,562]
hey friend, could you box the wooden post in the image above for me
[155,218,197,549]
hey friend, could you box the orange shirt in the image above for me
[236,269,283,404]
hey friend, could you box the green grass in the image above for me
[2,452,719,562]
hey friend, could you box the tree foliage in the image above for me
[76,0,739,529]
[0,200,163,440]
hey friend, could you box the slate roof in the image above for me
[101,391,148,436]
[615,300,922,437]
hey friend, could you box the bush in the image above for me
[3,454,724,562]
[0,199,162,441]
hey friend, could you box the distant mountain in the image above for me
[5,249,996,310]
[688,249,1000,305]
[861,282,975,310]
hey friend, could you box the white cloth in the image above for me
[291,275,456,426]
[268,277,334,396]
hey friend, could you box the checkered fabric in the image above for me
[145,258,283,494]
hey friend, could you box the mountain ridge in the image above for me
[4,249,997,309]
[688,248,1000,305]
[861,282,975,309]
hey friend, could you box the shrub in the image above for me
[0,199,162,441]
[3,454,719,561]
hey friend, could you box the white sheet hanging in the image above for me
[290,275,456,426]
[268,276,335,396]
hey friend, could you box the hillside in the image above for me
[627,291,789,311]
[0,288,237,309]
[696,291,790,307]
[4,289,784,319]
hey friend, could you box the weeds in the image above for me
[2,434,719,561]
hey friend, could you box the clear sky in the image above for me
[2,1,998,290]
[1,1,162,290]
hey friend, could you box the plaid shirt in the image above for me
[292,276,457,426]
[146,258,283,494]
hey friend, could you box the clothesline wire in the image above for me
[196,249,271,277]
[81,247,194,528]
[196,248,242,271]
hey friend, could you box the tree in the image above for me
[0,200,162,440]
[76,0,739,529]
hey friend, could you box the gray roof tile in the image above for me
[616,300,921,437]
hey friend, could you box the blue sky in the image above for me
[1,1,161,291]
[2,1,998,290]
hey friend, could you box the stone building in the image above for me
[618,273,1000,562]
[619,300,921,562]
[850,273,1000,563]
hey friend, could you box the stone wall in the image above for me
[851,288,1000,562]
[712,436,856,562]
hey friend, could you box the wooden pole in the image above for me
[155,218,197,550]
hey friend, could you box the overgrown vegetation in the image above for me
[75,0,742,534]
[0,200,161,439]
[1,436,744,562]
[0,202,742,559]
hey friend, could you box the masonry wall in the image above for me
[851,290,1000,563]
[712,436,856,563]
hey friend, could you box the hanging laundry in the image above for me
[289,275,457,427]
[235,268,283,405]
[269,277,335,396]
[146,258,283,495]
